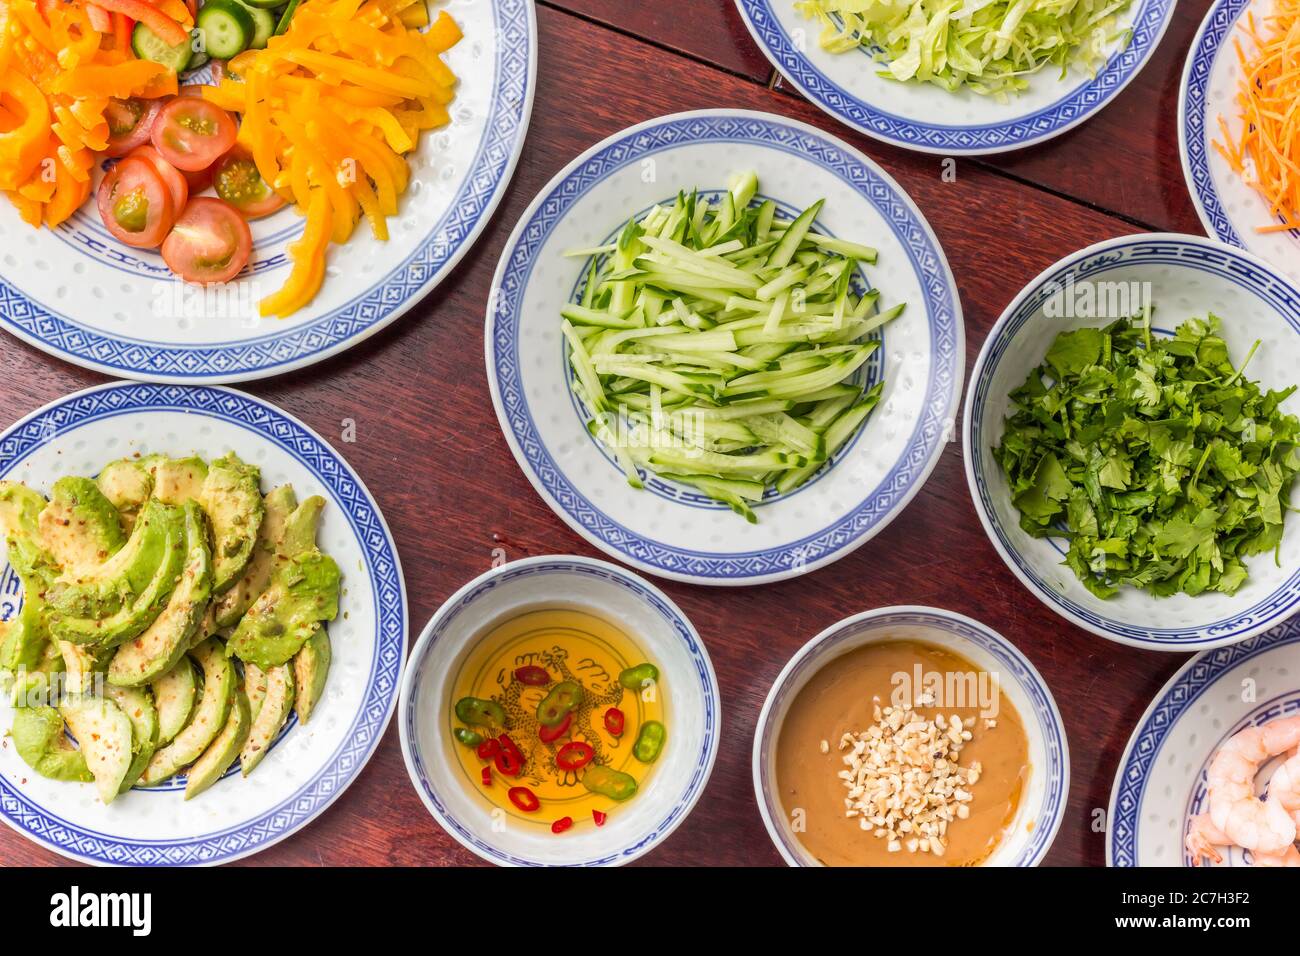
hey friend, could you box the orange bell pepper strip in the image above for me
[0,69,50,191]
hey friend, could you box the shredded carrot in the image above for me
[1215,0,1300,234]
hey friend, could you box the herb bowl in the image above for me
[964,233,1300,651]
[397,555,720,866]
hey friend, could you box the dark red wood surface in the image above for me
[0,0,1216,867]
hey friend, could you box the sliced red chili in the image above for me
[477,738,501,760]
[508,786,540,813]
[538,710,572,744]
[551,816,574,834]
[514,665,551,686]
[481,766,492,787]
[592,809,607,827]
[603,707,626,738]
[556,740,595,772]
[494,733,524,776]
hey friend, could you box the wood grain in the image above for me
[0,1,1199,867]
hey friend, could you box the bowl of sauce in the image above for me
[400,555,720,866]
[753,606,1068,866]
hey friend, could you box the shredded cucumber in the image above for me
[562,171,904,522]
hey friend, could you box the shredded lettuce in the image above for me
[795,0,1134,98]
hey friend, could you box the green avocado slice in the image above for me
[201,454,264,595]
[141,638,233,785]
[38,477,125,579]
[8,639,64,708]
[141,455,208,506]
[226,550,340,670]
[212,485,302,628]
[58,640,113,695]
[150,656,197,746]
[0,482,60,595]
[0,600,51,675]
[96,459,154,531]
[185,682,250,799]
[292,630,331,725]
[59,695,134,803]
[104,684,158,793]
[107,501,212,685]
[10,706,94,783]
[47,501,186,649]
[240,663,293,776]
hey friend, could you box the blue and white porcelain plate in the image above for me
[1108,620,1300,867]
[966,233,1300,651]
[0,382,407,865]
[0,0,535,384]
[1180,0,1300,289]
[735,0,1174,155]
[485,109,963,587]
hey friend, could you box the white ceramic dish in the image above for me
[398,555,720,866]
[0,381,407,865]
[0,0,536,383]
[485,109,963,586]
[752,606,1069,866]
[965,233,1300,651]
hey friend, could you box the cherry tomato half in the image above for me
[513,665,551,687]
[160,198,252,285]
[212,146,284,219]
[151,97,238,172]
[538,710,571,744]
[104,97,164,158]
[555,740,594,772]
[126,145,188,220]
[507,786,540,813]
[96,156,174,248]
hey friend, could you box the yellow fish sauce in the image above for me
[449,607,667,832]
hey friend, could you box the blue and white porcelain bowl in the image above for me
[486,109,963,586]
[398,556,720,866]
[735,0,1175,155]
[752,606,1068,866]
[965,233,1300,651]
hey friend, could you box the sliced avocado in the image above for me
[227,550,339,670]
[38,477,125,578]
[104,684,158,792]
[141,638,233,785]
[212,485,298,628]
[107,501,212,685]
[292,630,331,725]
[244,662,268,723]
[150,656,197,746]
[0,600,51,674]
[58,640,112,695]
[200,454,264,595]
[96,459,153,530]
[59,695,134,803]
[10,706,94,783]
[48,501,186,648]
[240,663,293,776]
[185,681,251,799]
[0,482,59,594]
[141,455,208,506]
[8,638,64,708]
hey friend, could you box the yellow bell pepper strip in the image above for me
[260,191,333,317]
[0,69,49,191]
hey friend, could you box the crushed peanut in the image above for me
[835,695,981,855]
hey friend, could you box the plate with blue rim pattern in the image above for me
[485,109,963,587]
[734,0,1175,155]
[1107,619,1300,867]
[1180,0,1300,290]
[0,0,535,385]
[0,381,407,865]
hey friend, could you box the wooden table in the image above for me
[0,0,1216,867]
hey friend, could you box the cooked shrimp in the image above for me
[1252,845,1300,867]
[1185,813,1231,866]
[1207,716,1300,854]
[1266,748,1300,824]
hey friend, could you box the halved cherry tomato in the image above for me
[476,738,500,761]
[160,198,252,285]
[104,97,163,158]
[126,145,188,219]
[592,809,607,827]
[151,97,237,172]
[513,665,550,687]
[212,145,284,219]
[555,740,594,772]
[538,710,571,744]
[551,817,573,835]
[603,707,625,738]
[507,786,539,813]
[96,156,173,248]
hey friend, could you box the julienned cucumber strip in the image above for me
[561,171,905,520]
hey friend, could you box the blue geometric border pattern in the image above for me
[492,113,960,580]
[737,0,1174,152]
[970,237,1300,645]
[1182,0,1249,249]
[1109,622,1300,867]
[405,560,719,866]
[0,0,533,381]
[0,383,406,865]
[756,611,1068,866]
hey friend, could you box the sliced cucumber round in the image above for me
[233,0,276,49]
[195,0,255,59]
[131,21,194,74]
